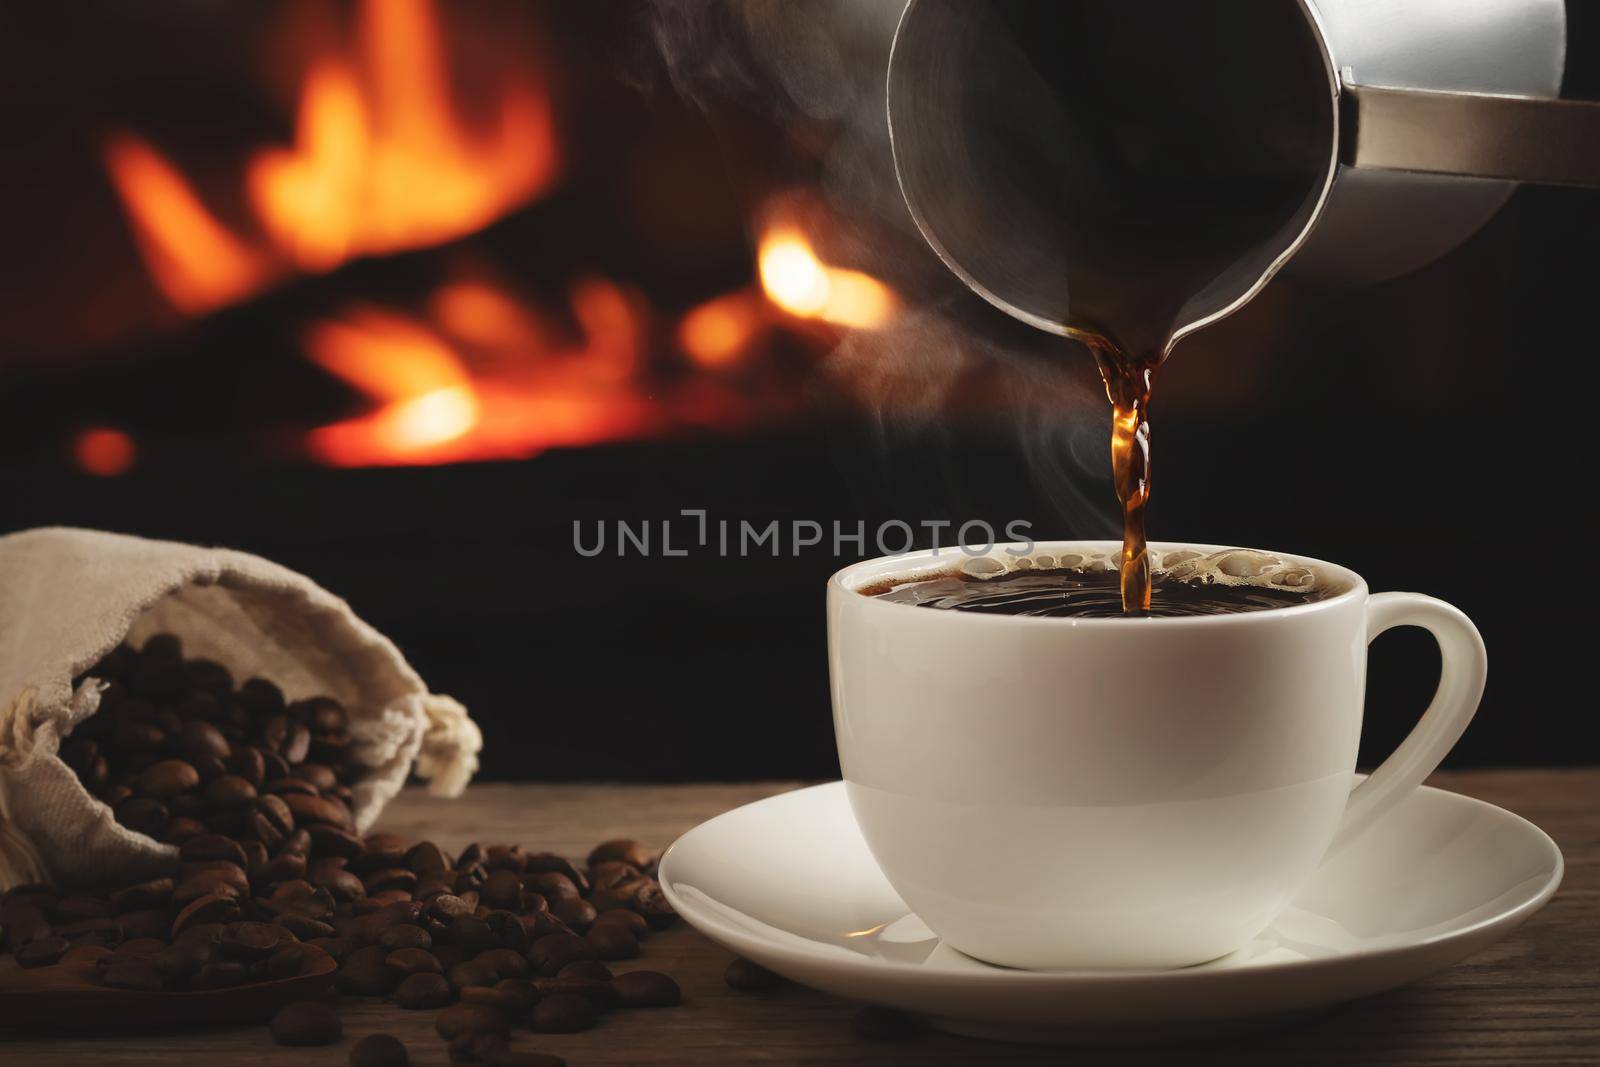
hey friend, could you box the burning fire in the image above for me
[757,230,896,330]
[104,0,557,313]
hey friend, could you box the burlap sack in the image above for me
[0,527,481,891]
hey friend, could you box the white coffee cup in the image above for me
[827,541,1486,970]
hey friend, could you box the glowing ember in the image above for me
[758,230,895,330]
[106,0,558,313]
[304,279,668,468]
[679,290,765,368]
[73,427,138,477]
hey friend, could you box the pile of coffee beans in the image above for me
[0,634,683,1065]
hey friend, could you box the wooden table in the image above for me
[2,769,1595,1065]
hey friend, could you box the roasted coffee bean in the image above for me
[523,854,587,892]
[587,840,654,871]
[53,894,111,922]
[852,1005,926,1041]
[60,916,125,947]
[587,877,649,913]
[130,658,188,704]
[281,721,311,764]
[161,817,208,845]
[308,734,352,766]
[531,977,618,1011]
[447,915,498,955]
[238,677,286,718]
[474,948,529,980]
[377,923,431,951]
[181,719,231,762]
[309,825,366,860]
[428,894,473,921]
[309,936,360,965]
[298,697,348,735]
[531,993,597,1034]
[119,909,171,941]
[268,942,331,980]
[448,960,500,992]
[183,658,232,696]
[350,1033,408,1067]
[556,960,613,982]
[99,956,164,991]
[174,922,228,946]
[275,913,336,941]
[613,969,682,1008]
[525,873,578,905]
[459,985,531,1018]
[591,908,649,941]
[154,939,218,981]
[395,970,454,1009]
[179,833,248,867]
[201,808,248,836]
[271,1000,342,1046]
[174,869,246,907]
[100,784,133,807]
[433,944,466,972]
[481,911,528,954]
[260,748,292,781]
[725,956,785,991]
[364,868,418,896]
[336,944,400,996]
[435,1002,511,1039]
[116,796,170,837]
[226,746,267,788]
[484,845,526,873]
[552,897,595,934]
[112,937,167,957]
[404,840,450,875]
[16,936,69,968]
[204,774,257,808]
[244,838,272,875]
[171,893,240,937]
[287,793,353,830]
[190,960,249,989]
[584,923,637,961]
[528,932,595,977]
[113,718,166,753]
[492,977,543,1013]
[481,869,523,912]
[385,947,442,976]
[631,882,677,929]
[220,921,291,959]
[265,776,320,798]
[312,861,367,903]
[299,763,339,792]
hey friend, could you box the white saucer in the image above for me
[659,780,1562,1043]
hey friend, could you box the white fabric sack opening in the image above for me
[0,527,481,891]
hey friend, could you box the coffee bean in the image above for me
[53,894,111,922]
[179,833,248,867]
[336,944,400,996]
[591,908,649,940]
[474,948,529,980]
[364,868,419,896]
[528,932,595,977]
[154,939,217,981]
[556,959,612,981]
[428,894,473,922]
[531,993,597,1033]
[491,977,543,1013]
[447,960,500,992]
[113,937,168,957]
[584,923,637,961]
[551,897,595,934]
[161,817,209,845]
[396,971,454,1009]
[220,921,291,960]
[532,976,618,1011]
[378,923,431,951]
[119,909,171,941]
[725,956,785,991]
[587,839,654,870]
[174,869,246,907]
[403,840,449,875]
[447,916,499,955]
[459,985,531,1017]
[171,893,240,938]
[350,1033,408,1067]
[613,969,681,1008]
[312,861,367,903]
[205,774,257,808]
[310,825,367,861]
[446,1033,508,1066]
[526,873,578,905]
[16,936,69,968]
[299,763,339,791]
[271,1001,342,1046]
[286,793,354,831]
[268,942,332,980]
[482,911,529,954]
[523,854,587,892]
[481,869,524,911]
[435,1003,510,1039]
[191,960,249,989]
[630,882,676,929]
[851,1005,926,1041]
[99,956,164,991]
[265,776,320,798]
[183,658,232,696]
[181,719,232,763]
[116,796,170,837]
[484,845,526,873]
[385,947,442,976]
[239,677,286,718]
[227,746,267,788]
[275,913,336,941]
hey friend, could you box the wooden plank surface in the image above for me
[2,769,1595,1065]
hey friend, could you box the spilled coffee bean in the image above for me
[2,633,688,1059]
[350,1032,409,1067]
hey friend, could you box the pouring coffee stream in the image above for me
[888,0,1600,613]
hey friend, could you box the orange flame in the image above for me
[106,0,558,312]
[758,230,895,330]
[305,278,662,468]
[679,290,766,368]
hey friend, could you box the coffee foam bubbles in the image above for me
[955,547,1344,595]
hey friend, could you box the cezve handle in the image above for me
[1345,82,1600,187]
[1328,591,1488,855]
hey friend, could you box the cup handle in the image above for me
[1327,591,1488,854]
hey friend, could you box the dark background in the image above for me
[2,1,1598,780]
